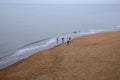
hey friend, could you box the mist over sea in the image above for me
[0,4,120,58]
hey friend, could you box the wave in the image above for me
[0,38,50,61]
[0,26,120,70]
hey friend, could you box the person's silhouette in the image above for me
[67,37,71,45]
[69,37,71,41]
[56,38,58,44]
[62,37,64,43]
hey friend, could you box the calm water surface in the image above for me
[0,4,120,57]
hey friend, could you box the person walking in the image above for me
[56,38,58,44]
[69,37,71,41]
[67,37,71,45]
[62,37,64,44]
[67,40,70,45]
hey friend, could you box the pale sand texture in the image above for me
[0,31,120,80]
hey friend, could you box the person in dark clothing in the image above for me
[56,38,58,44]
[62,37,64,43]
[67,40,70,45]
[69,37,71,41]
[67,37,71,45]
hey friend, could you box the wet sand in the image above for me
[0,31,120,80]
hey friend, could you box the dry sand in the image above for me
[0,31,120,80]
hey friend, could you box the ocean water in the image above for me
[0,4,120,58]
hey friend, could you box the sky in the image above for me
[0,0,120,4]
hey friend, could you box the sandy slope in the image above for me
[0,31,120,80]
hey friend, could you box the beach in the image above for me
[0,31,120,80]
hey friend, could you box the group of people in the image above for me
[56,37,71,45]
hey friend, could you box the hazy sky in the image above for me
[0,0,120,4]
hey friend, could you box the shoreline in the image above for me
[0,27,120,70]
[0,31,120,80]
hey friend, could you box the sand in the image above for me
[0,31,120,80]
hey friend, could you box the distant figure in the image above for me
[69,37,71,41]
[67,40,70,45]
[62,37,64,43]
[73,31,77,33]
[67,37,71,45]
[56,38,58,44]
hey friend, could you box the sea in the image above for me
[0,4,120,60]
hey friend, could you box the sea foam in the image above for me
[0,27,120,70]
